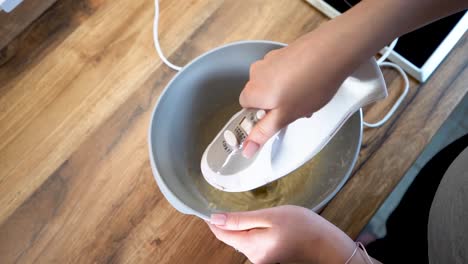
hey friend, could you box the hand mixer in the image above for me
[200,70,388,192]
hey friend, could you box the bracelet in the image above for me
[344,243,359,264]
[344,242,374,264]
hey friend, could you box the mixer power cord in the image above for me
[153,0,182,71]
[363,38,410,128]
[153,0,410,128]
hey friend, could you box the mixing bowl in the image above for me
[148,40,364,220]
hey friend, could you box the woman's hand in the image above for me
[207,205,357,264]
[240,28,353,159]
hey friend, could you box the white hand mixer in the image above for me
[200,61,388,192]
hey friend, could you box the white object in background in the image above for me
[201,59,388,192]
[0,0,23,12]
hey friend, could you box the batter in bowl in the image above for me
[191,103,324,211]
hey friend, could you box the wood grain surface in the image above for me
[0,0,466,263]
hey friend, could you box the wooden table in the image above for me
[0,0,466,263]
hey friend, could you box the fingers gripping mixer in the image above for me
[222,109,266,150]
[201,59,388,192]
[201,109,270,191]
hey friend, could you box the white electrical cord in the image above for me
[364,61,410,128]
[377,38,398,64]
[153,0,182,71]
[363,38,410,128]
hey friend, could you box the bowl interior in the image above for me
[149,41,361,218]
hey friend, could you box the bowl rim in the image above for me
[147,40,363,219]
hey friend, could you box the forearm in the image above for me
[300,0,467,82]
[335,0,468,64]
[312,226,382,264]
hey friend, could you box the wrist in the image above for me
[303,0,404,73]
[301,219,356,264]
[313,231,381,264]
[318,230,356,264]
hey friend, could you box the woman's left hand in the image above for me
[207,205,356,264]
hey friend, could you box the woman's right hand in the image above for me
[240,25,355,159]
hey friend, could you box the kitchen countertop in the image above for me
[0,0,466,263]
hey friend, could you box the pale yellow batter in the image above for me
[192,103,323,212]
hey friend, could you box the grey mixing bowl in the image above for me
[148,40,362,220]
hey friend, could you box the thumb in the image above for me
[210,210,273,231]
[243,108,290,159]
